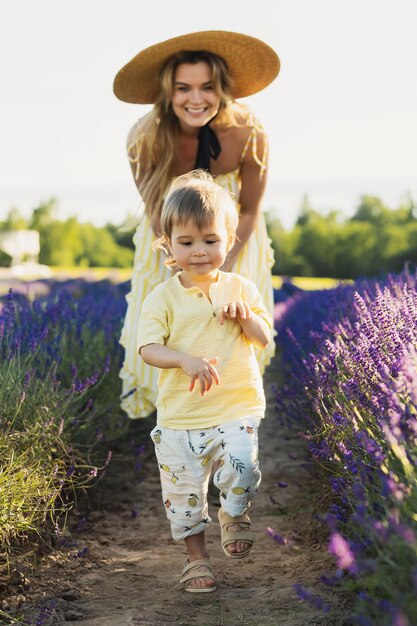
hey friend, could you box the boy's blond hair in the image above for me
[153,170,239,268]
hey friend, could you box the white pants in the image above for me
[150,416,262,541]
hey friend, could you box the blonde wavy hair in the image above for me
[153,170,239,268]
[129,50,237,220]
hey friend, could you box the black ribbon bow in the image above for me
[194,123,221,172]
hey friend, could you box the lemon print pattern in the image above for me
[153,429,162,444]
[188,494,199,507]
[159,463,180,484]
[152,418,261,541]
[231,487,250,495]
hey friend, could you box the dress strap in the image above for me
[239,113,268,179]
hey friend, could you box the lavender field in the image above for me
[0,277,130,622]
[1,270,417,625]
[275,269,417,625]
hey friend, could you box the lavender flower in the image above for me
[266,526,293,547]
[328,532,356,572]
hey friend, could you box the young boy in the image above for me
[137,170,272,592]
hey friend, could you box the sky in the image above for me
[1,0,417,229]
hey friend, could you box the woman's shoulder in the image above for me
[217,102,267,158]
[218,102,267,173]
[127,111,156,167]
[223,102,264,132]
[127,111,154,148]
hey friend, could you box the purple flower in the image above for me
[328,532,355,571]
[293,583,332,613]
[266,526,293,546]
[392,612,410,626]
[72,546,88,559]
[354,616,373,626]
[66,465,75,477]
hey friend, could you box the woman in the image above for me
[113,30,280,419]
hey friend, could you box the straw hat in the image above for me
[113,30,280,104]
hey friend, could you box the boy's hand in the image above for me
[219,301,252,325]
[179,355,220,396]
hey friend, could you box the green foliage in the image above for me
[0,344,95,577]
[76,223,133,268]
[105,220,136,251]
[2,191,416,278]
[0,207,28,231]
[0,208,29,266]
[0,198,134,268]
[268,192,417,279]
[0,281,129,584]
[0,250,12,267]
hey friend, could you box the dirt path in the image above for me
[18,359,348,626]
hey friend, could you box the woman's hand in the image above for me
[178,355,220,396]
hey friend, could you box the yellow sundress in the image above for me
[119,118,276,419]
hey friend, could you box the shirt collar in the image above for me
[174,270,223,293]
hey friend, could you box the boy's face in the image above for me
[169,217,229,277]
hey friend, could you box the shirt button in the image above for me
[198,293,203,298]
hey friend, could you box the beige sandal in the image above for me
[218,508,256,559]
[180,558,216,593]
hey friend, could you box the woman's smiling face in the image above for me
[171,61,221,132]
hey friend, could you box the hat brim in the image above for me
[113,30,280,104]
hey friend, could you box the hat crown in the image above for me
[113,30,280,104]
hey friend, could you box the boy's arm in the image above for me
[140,343,184,368]
[219,301,271,350]
[237,314,271,349]
[140,343,220,396]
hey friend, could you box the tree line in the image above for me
[1,193,416,279]
[268,193,417,279]
[0,198,134,268]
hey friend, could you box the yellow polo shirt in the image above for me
[137,271,272,429]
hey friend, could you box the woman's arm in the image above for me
[221,126,268,271]
[126,114,162,235]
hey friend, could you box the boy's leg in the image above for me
[151,426,211,539]
[150,426,215,590]
[213,417,262,556]
[183,531,215,591]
